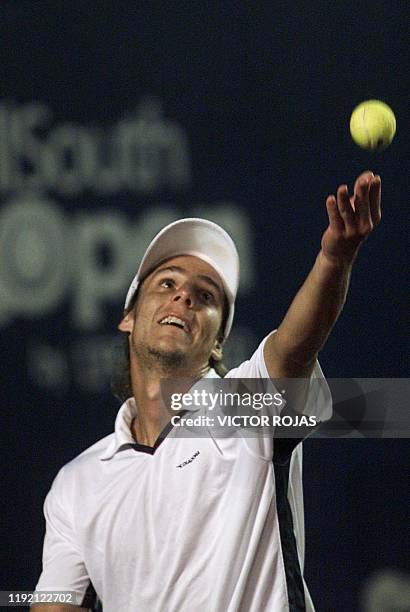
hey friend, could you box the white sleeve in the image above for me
[33,470,96,608]
[224,332,332,460]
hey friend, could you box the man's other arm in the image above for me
[264,171,381,379]
[33,475,95,612]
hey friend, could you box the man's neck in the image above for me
[129,358,211,447]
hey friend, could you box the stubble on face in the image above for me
[132,340,188,377]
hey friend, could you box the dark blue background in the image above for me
[1,2,408,610]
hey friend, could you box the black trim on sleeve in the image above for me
[273,442,306,612]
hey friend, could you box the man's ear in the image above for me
[118,309,135,333]
[211,337,224,362]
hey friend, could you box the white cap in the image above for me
[124,218,240,339]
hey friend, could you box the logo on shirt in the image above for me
[176,451,200,468]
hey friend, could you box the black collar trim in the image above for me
[130,410,189,455]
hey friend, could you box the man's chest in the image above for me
[76,437,272,555]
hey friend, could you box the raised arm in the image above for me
[264,171,381,379]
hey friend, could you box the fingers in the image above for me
[336,184,356,230]
[353,170,374,194]
[353,173,382,227]
[352,175,372,226]
[326,195,345,233]
[369,175,382,225]
[329,173,381,237]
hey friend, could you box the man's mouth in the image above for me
[158,315,191,333]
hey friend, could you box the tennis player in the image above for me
[32,171,381,611]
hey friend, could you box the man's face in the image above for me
[119,255,226,371]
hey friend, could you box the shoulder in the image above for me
[72,432,114,462]
[49,433,114,500]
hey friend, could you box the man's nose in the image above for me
[172,285,193,307]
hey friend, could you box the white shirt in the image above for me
[34,334,331,611]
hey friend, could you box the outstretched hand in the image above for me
[321,171,381,266]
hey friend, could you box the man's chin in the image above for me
[146,345,188,369]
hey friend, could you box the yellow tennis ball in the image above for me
[350,100,396,151]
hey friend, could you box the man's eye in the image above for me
[161,279,175,288]
[201,291,213,303]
